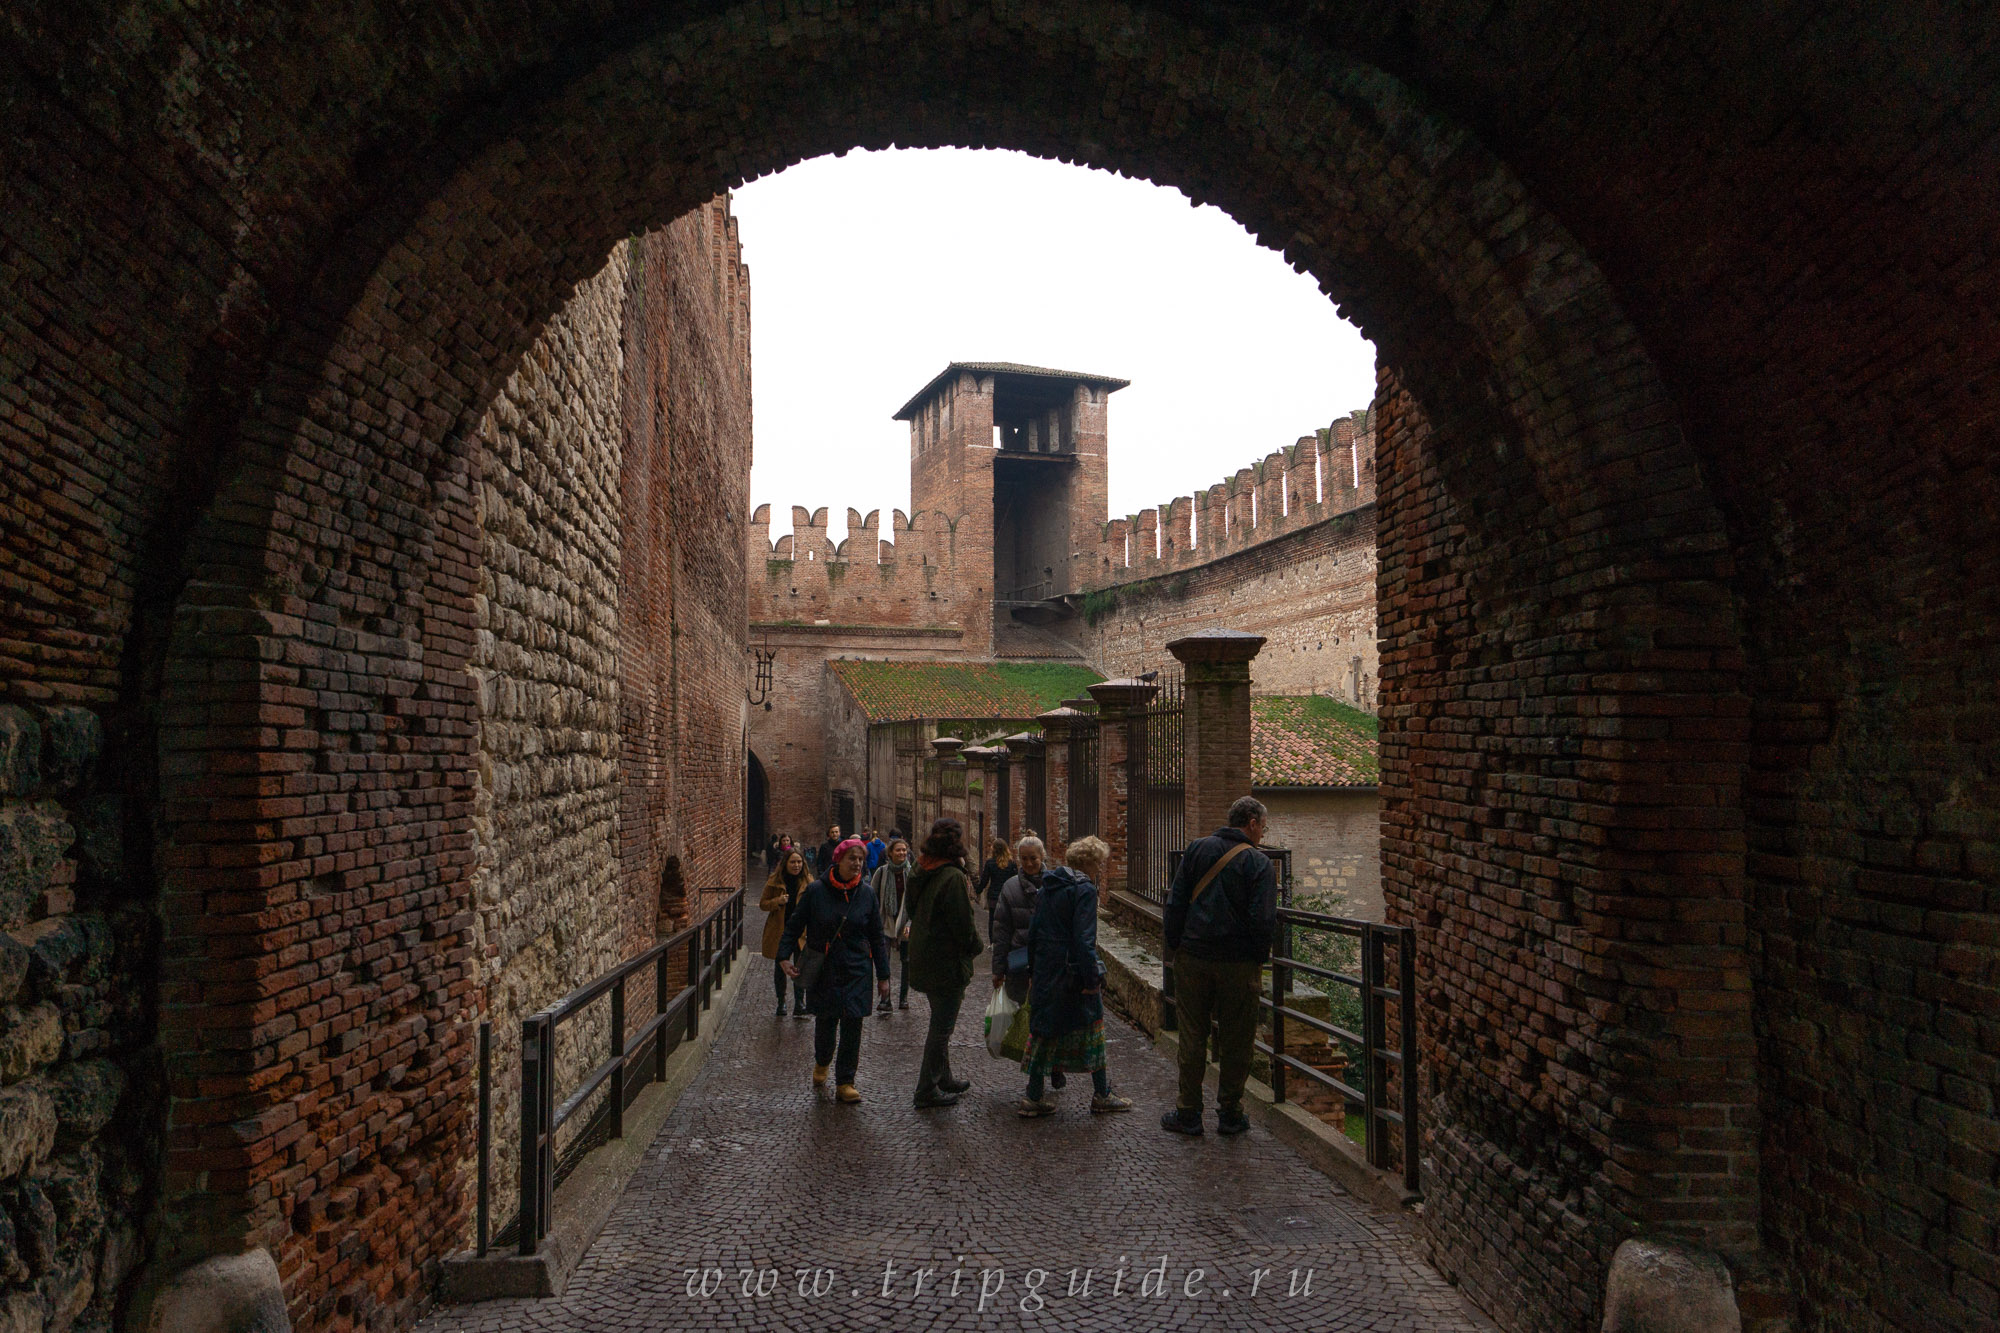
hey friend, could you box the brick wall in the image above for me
[619,208,753,914]
[1376,374,1758,1330]
[1084,503,1378,704]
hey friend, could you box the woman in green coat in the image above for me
[903,817,985,1108]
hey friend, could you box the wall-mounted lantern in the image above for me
[748,648,776,709]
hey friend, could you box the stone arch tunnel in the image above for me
[0,5,1994,1332]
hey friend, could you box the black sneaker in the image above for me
[1160,1108,1204,1136]
[775,1004,786,1018]
[1216,1107,1251,1136]
[913,1090,962,1109]
[939,1075,971,1095]
[876,1000,892,1017]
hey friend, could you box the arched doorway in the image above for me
[746,748,770,859]
[147,20,1750,1329]
[17,6,1975,1332]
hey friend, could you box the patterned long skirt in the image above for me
[1022,1018,1107,1076]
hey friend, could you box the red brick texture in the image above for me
[3,6,1995,1332]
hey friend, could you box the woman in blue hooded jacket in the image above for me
[1015,835,1134,1118]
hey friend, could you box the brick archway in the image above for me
[144,8,1748,1329]
[9,4,1994,1332]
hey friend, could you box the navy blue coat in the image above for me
[777,876,891,1019]
[1025,867,1106,1038]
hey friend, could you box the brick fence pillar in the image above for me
[1168,630,1266,836]
[1034,706,1083,862]
[1087,677,1160,900]
[930,735,964,833]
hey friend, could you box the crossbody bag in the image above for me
[794,889,852,994]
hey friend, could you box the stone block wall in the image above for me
[1259,788,1382,921]
[464,249,629,1238]
[0,707,145,1333]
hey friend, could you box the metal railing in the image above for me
[1159,849,1415,1193]
[481,886,746,1256]
[1263,908,1419,1195]
[1140,674,1184,904]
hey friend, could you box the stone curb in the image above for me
[439,937,753,1303]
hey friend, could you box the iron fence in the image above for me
[1140,673,1184,904]
[1068,717,1100,839]
[488,887,745,1256]
[1264,908,1420,1195]
[1024,747,1046,835]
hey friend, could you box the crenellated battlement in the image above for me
[748,501,978,628]
[1084,408,1375,590]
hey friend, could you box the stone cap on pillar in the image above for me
[930,735,965,760]
[1035,706,1086,740]
[1087,677,1161,717]
[1002,732,1044,757]
[1167,628,1267,680]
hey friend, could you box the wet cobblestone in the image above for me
[420,901,1493,1332]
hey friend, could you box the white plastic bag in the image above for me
[984,985,1020,1058]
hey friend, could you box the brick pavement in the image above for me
[419,897,1493,1332]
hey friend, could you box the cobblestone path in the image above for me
[421,898,1493,1333]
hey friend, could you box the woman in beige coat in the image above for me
[760,848,811,1017]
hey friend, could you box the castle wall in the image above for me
[1080,422,1379,705]
[466,250,629,1236]
[463,200,749,1259]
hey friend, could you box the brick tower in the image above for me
[894,361,1127,655]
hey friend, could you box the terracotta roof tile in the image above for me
[1252,695,1380,787]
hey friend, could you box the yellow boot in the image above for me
[812,1063,830,1087]
[837,1082,862,1104]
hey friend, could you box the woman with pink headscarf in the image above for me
[779,837,892,1103]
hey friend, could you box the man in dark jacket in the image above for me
[905,818,984,1108]
[1160,796,1278,1136]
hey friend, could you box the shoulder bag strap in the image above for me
[1190,841,1254,902]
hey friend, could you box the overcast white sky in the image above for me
[734,148,1375,543]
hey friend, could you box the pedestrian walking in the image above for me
[779,837,892,1103]
[973,837,1012,905]
[865,828,888,874]
[988,835,1062,1086]
[815,823,843,878]
[903,818,984,1108]
[988,836,1045,1005]
[1159,796,1279,1137]
[1015,836,1133,1118]
[869,837,913,1014]
[760,849,811,1016]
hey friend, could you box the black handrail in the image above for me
[501,886,746,1256]
[1259,907,1420,1196]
